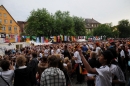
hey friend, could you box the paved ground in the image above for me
[69,71,130,86]
[68,74,87,86]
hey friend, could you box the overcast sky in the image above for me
[1,0,130,25]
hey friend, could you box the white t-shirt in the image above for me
[110,64,125,83]
[56,49,61,54]
[95,47,101,55]
[128,49,130,57]
[44,49,49,56]
[39,53,43,58]
[74,51,82,63]
[95,65,112,86]
[0,70,14,86]
[51,49,54,55]
[120,50,125,58]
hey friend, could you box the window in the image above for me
[91,24,93,27]
[0,13,2,17]
[14,27,17,31]
[10,20,12,24]
[8,26,11,31]
[4,13,7,17]
[4,19,7,24]
[2,26,6,31]
[0,19,1,23]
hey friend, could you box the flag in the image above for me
[53,36,57,42]
[18,36,20,42]
[67,36,70,41]
[15,35,18,42]
[71,36,74,41]
[45,36,48,43]
[73,36,76,41]
[57,36,60,42]
[41,36,44,43]
[60,35,63,41]
[36,37,40,43]
[32,36,36,41]
[26,36,30,42]
[64,36,67,41]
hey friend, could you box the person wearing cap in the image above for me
[79,49,113,86]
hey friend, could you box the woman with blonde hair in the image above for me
[14,55,33,86]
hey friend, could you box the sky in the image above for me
[1,0,130,26]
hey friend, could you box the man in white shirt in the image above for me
[73,45,83,84]
[44,46,49,57]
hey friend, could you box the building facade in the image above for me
[0,5,20,43]
[85,18,100,34]
[17,21,26,34]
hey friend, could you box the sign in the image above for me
[0,33,6,38]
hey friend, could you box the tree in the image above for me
[117,19,130,38]
[111,26,119,38]
[72,16,86,36]
[93,24,113,37]
[54,11,75,36]
[25,8,87,36]
[25,8,52,36]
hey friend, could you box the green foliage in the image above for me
[117,19,130,38]
[25,8,52,36]
[93,24,113,37]
[25,8,86,36]
[72,16,86,36]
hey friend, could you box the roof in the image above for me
[17,21,27,23]
[85,18,100,24]
[0,5,20,27]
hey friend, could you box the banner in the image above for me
[15,35,18,42]
[53,36,57,42]
[36,37,40,43]
[5,38,9,43]
[32,36,36,41]
[0,33,6,38]
[0,38,5,43]
[57,36,60,42]
[26,36,30,42]
[45,36,48,43]
[64,36,67,41]
[18,36,20,42]
[60,35,63,41]
[41,36,44,43]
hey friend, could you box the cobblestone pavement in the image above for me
[68,74,87,86]
[69,71,130,86]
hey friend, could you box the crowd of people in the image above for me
[0,39,130,86]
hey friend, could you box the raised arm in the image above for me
[78,49,97,74]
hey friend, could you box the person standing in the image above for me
[40,55,66,86]
[28,52,38,86]
[0,60,14,86]
[62,45,71,59]
[14,55,33,86]
[79,49,113,86]
[73,45,83,84]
